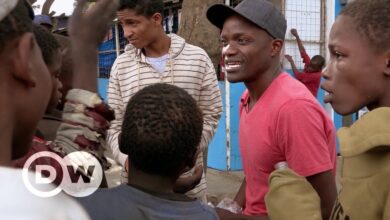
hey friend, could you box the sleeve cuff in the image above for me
[118,152,127,167]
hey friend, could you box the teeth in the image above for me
[226,64,241,70]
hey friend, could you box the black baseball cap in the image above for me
[207,0,287,40]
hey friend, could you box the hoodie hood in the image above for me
[338,107,390,157]
[123,33,186,63]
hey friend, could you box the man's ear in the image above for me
[384,50,390,76]
[271,39,284,57]
[10,33,37,88]
[151,12,163,26]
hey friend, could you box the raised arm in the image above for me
[69,0,118,91]
[285,54,302,78]
[291,29,306,55]
[41,0,54,15]
[291,29,311,65]
[53,0,119,161]
[13,0,119,184]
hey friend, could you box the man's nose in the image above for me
[123,27,134,39]
[222,43,238,58]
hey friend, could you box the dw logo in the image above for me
[22,151,103,198]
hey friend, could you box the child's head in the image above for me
[321,0,390,115]
[308,55,325,73]
[32,24,63,113]
[0,0,52,159]
[119,84,203,180]
[0,0,33,52]
[54,34,73,111]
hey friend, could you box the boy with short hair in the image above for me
[32,24,63,118]
[32,32,75,141]
[266,0,390,219]
[285,29,325,97]
[79,84,218,220]
[108,0,223,199]
[321,0,390,219]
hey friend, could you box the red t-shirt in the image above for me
[239,73,336,216]
[294,51,321,97]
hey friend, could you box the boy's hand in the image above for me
[27,0,37,5]
[290,28,299,37]
[173,165,203,194]
[216,208,269,220]
[68,0,119,91]
[285,54,293,62]
[215,208,236,219]
[125,158,129,172]
[69,0,119,49]
[42,0,55,15]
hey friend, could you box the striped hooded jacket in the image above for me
[107,34,223,199]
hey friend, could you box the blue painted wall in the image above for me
[98,78,109,101]
[208,83,227,169]
[208,82,245,171]
[229,83,246,170]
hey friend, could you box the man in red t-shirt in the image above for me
[285,29,325,97]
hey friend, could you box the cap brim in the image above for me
[207,4,242,29]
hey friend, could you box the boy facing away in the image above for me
[78,84,218,220]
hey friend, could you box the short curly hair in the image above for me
[119,0,164,18]
[32,24,60,65]
[310,55,325,71]
[341,0,390,52]
[120,84,203,178]
[0,0,33,53]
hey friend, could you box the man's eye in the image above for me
[334,51,343,60]
[237,38,249,45]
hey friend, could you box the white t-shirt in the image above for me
[0,167,90,220]
[146,54,169,75]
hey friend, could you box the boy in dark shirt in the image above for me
[79,84,218,220]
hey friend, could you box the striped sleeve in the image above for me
[198,54,223,152]
[107,61,127,166]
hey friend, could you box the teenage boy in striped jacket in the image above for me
[107,0,223,201]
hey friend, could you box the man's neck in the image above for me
[245,62,282,111]
[128,167,176,194]
[143,33,171,58]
